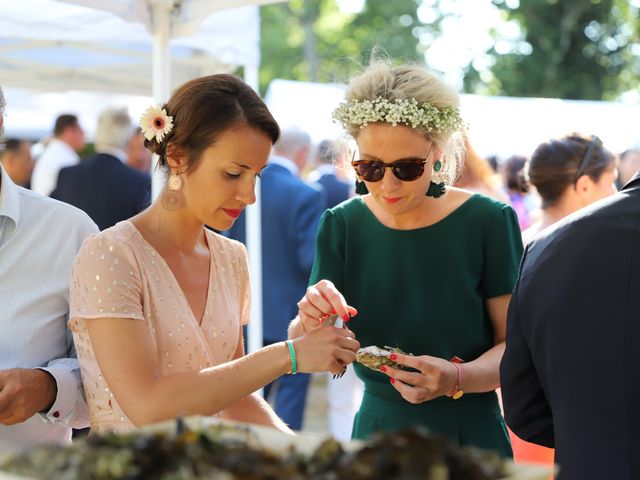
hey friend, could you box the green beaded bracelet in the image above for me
[285,340,297,374]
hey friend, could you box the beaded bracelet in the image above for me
[447,356,464,400]
[285,340,297,374]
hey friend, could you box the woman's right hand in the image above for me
[296,280,358,334]
[291,326,360,376]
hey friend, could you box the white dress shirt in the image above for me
[0,165,98,452]
[31,138,80,196]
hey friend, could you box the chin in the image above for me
[201,215,234,233]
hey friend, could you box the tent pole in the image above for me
[243,65,264,356]
[150,0,173,200]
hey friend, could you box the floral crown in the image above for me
[140,104,174,143]
[332,97,463,134]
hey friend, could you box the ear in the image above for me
[434,145,443,162]
[574,173,594,195]
[165,143,187,173]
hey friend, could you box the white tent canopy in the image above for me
[0,0,266,96]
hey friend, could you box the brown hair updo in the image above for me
[527,133,615,208]
[145,74,280,174]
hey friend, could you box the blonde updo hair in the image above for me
[341,61,465,184]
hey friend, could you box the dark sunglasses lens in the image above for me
[357,162,384,182]
[393,162,425,181]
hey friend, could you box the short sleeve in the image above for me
[235,242,251,326]
[482,205,524,298]
[308,209,346,292]
[70,233,145,321]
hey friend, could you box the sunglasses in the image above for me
[352,145,435,183]
[574,135,603,182]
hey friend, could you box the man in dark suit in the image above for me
[225,127,325,430]
[500,172,640,479]
[51,107,150,230]
[308,139,353,210]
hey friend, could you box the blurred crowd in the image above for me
[5,111,637,241]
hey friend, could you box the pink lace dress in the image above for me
[68,221,250,433]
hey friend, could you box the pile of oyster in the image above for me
[1,423,507,480]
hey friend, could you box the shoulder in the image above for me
[19,187,97,233]
[529,189,637,257]
[76,222,138,263]
[322,196,363,226]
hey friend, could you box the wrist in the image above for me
[34,369,57,413]
[285,340,298,375]
[446,356,464,400]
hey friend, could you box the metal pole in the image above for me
[150,0,173,200]
[243,64,264,355]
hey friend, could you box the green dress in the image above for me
[309,194,523,456]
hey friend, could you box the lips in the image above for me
[223,208,243,218]
[382,197,402,204]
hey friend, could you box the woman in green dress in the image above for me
[288,61,523,456]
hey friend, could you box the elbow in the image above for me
[115,388,170,427]
[122,403,164,427]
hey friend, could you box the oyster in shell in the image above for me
[355,346,410,372]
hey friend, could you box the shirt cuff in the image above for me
[35,366,84,426]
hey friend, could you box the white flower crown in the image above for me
[140,105,174,143]
[332,97,463,134]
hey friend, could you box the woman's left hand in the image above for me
[378,353,458,404]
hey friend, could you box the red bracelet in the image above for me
[447,356,464,400]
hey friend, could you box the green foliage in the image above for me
[259,0,433,94]
[466,0,640,100]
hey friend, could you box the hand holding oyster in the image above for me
[355,346,412,372]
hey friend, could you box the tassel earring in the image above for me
[162,172,185,210]
[355,179,369,195]
[426,159,446,198]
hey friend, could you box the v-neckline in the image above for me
[125,220,213,328]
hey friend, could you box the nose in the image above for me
[380,167,401,191]
[237,177,257,205]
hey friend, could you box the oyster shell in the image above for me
[355,345,410,372]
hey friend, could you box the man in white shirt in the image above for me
[31,113,85,196]
[0,85,98,452]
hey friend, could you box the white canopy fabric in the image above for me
[0,0,265,96]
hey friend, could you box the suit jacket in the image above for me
[225,162,326,343]
[500,173,640,480]
[51,153,150,231]
[313,172,351,210]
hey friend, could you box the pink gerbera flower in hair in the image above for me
[140,105,174,143]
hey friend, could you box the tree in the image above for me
[465,0,639,100]
[259,0,437,94]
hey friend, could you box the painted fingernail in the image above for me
[390,354,397,360]
[379,366,387,373]
[342,314,350,322]
[332,309,337,314]
[390,378,395,384]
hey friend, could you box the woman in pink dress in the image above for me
[69,74,359,434]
